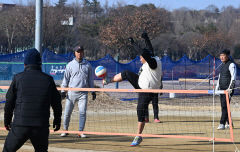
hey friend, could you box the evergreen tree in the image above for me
[56,0,67,7]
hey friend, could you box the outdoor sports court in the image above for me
[0,80,240,152]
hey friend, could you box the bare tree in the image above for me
[42,6,74,53]
[99,6,171,58]
[192,30,232,57]
[0,8,18,53]
[0,6,34,53]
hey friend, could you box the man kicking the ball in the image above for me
[103,48,162,146]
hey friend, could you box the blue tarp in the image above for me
[0,48,239,81]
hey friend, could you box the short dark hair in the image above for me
[141,49,153,61]
[220,49,230,56]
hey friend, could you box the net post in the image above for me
[225,91,234,142]
[212,56,215,152]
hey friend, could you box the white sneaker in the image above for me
[78,134,87,138]
[217,124,225,130]
[225,123,234,129]
[60,133,69,137]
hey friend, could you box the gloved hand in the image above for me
[53,124,60,132]
[141,32,149,39]
[128,37,134,44]
[4,124,10,131]
[214,89,219,95]
[159,82,163,96]
[215,91,220,96]
[92,92,96,100]
[61,92,66,99]
[53,118,61,132]
[227,88,233,94]
[227,80,235,95]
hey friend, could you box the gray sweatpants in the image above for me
[63,92,88,131]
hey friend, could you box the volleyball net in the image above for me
[0,86,238,143]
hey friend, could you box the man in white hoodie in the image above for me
[103,49,162,146]
[60,46,96,137]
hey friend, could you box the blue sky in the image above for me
[1,0,240,10]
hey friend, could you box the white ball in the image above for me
[95,66,107,78]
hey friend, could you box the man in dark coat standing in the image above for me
[3,49,62,152]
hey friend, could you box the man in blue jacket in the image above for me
[3,49,62,152]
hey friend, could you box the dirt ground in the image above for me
[0,117,240,152]
[1,81,240,152]
[1,94,240,151]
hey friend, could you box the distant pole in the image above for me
[115,54,119,89]
[35,0,43,54]
[212,57,216,151]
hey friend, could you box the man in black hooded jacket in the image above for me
[3,49,62,152]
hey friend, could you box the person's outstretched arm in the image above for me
[141,32,154,55]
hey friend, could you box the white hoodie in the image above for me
[138,56,162,89]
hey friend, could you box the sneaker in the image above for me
[102,76,111,85]
[130,136,143,146]
[145,118,149,123]
[217,124,225,130]
[77,134,87,138]
[225,123,234,129]
[60,133,69,137]
[154,119,161,123]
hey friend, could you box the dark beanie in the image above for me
[24,49,42,65]
[220,49,230,56]
[141,49,153,61]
